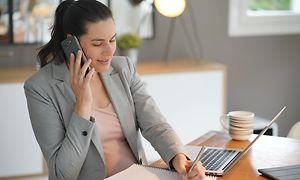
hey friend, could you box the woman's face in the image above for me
[79,18,116,73]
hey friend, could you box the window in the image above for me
[110,0,155,39]
[0,0,60,44]
[228,0,300,36]
[0,0,10,43]
[0,0,153,44]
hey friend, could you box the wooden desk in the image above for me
[153,130,300,180]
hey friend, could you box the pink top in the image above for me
[91,103,137,177]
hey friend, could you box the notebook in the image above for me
[104,164,179,180]
[104,164,216,180]
[258,164,300,180]
[186,106,286,176]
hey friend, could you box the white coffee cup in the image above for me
[220,111,254,140]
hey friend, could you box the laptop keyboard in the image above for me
[200,148,239,171]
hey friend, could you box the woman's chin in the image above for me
[94,64,110,73]
[90,60,110,72]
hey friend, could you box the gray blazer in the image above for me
[24,56,184,180]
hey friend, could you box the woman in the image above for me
[24,0,205,179]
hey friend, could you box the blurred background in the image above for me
[0,0,300,179]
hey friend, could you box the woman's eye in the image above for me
[110,39,116,43]
[93,43,102,46]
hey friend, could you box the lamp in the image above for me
[154,0,186,18]
[154,0,203,62]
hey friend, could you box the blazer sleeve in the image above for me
[124,58,186,166]
[24,77,95,180]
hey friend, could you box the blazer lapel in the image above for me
[52,62,76,126]
[101,68,139,161]
[51,62,105,164]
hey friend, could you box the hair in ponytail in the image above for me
[37,0,113,67]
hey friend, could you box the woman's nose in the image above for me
[102,43,115,55]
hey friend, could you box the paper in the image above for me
[105,163,216,180]
[185,145,204,160]
[105,164,179,180]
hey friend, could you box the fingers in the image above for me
[69,50,92,82]
[172,154,207,180]
[185,161,198,179]
[79,58,92,80]
[69,50,84,76]
[171,154,188,180]
[82,67,95,86]
[177,162,188,180]
[186,161,206,180]
[72,50,82,79]
[174,161,188,180]
[69,53,75,75]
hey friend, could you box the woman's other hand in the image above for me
[69,50,95,120]
[172,153,206,180]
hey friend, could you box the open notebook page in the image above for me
[105,164,216,180]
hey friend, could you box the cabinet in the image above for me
[137,60,227,162]
[0,67,45,179]
[0,83,45,178]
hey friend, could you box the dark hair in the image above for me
[37,0,113,67]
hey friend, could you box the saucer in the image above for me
[230,133,252,140]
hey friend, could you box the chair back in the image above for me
[287,122,300,139]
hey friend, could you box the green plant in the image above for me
[117,33,142,50]
[249,0,290,11]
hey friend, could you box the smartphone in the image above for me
[61,35,89,75]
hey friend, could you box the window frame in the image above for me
[228,0,300,37]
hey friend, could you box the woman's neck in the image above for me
[91,72,103,87]
[91,72,111,108]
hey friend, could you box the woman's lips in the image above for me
[97,59,109,65]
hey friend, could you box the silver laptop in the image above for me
[191,106,286,176]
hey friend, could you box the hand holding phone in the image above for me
[61,35,89,75]
[61,36,94,119]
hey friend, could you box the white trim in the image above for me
[228,0,300,37]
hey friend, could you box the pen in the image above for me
[188,146,205,174]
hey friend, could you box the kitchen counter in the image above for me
[0,66,36,83]
[0,59,226,83]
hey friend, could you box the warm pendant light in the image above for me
[154,0,186,18]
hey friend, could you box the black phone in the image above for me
[61,35,89,75]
